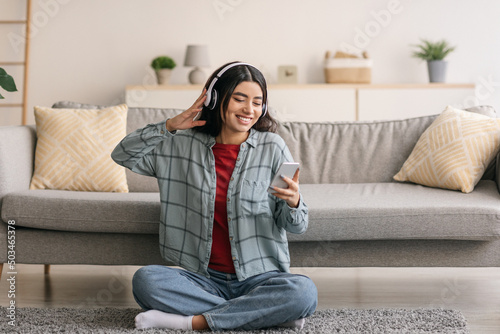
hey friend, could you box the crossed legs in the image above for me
[132,265,318,331]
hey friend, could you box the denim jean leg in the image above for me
[203,272,318,331]
[132,265,227,316]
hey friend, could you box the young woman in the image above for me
[111,61,317,331]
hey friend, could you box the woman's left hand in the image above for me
[270,169,301,208]
[165,89,207,132]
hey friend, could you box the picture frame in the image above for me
[278,65,298,84]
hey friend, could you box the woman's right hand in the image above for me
[165,89,207,132]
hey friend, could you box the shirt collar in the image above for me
[204,128,259,148]
[245,128,258,148]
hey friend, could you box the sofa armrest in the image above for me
[0,125,36,211]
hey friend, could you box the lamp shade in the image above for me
[184,45,210,67]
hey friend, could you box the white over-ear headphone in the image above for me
[204,62,268,117]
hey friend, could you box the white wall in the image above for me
[1,0,500,125]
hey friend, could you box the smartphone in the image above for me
[268,162,300,194]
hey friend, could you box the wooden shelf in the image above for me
[271,83,475,89]
[0,61,26,66]
[343,83,475,89]
[126,83,476,122]
[126,84,203,91]
[126,83,475,91]
[0,104,23,108]
[0,21,27,24]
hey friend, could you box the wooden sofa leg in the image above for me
[44,264,50,275]
[0,263,3,278]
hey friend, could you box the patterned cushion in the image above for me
[30,105,128,192]
[51,101,184,192]
[394,106,500,193]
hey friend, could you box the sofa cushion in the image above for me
[277,105,497,184]
[3,181,500,241]
[289,180,500,242]
[394,106,500,193]
[51,101,183,192]
[1,190,160,234]
[30,105,129,192]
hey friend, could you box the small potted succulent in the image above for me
[151,56,177,85]
[0,67,17,99]
[411,39,456,83]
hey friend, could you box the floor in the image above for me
[0,265,499,333]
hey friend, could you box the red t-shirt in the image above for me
[209,143,240,273]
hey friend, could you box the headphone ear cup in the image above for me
[203,90,211,108]
[261,102,268,118]
[207,89,217,110]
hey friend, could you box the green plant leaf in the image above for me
[0,68,18,93]
[0,92,4,99]
[151,56,176,70]
[411,39,456,61]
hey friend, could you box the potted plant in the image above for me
[151,56,176,85]
[0,67,17,99]
[411,39,456,83]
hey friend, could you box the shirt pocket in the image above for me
[240,179,272,218]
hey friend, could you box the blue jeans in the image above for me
[132,265,318,331]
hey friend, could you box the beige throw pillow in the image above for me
[394,106,500,193]
[30,104,128,192]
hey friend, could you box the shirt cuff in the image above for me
[159,120,176,136]
[287,195,306,217]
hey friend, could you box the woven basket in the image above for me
[324,58,372,84]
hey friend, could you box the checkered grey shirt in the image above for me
[111,121,308,281]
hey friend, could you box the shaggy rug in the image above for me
[0,307,470,333]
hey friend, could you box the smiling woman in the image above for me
[193,61,277,138]
[216,81,264,144]
[111,61,316,331]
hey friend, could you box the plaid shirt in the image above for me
[111,121,308,281]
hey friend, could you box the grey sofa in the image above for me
[2,102,500,278]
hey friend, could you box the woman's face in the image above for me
[219,81,264,143]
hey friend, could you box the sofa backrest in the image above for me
[278,117,435,184]
[277,105,497,184]
[52,102,497,189]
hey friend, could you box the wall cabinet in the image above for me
[125,83,475,122]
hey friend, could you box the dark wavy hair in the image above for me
[194,61,278,137]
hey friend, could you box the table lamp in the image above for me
[184,45,210,84]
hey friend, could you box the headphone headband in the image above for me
[204,62,267,117]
